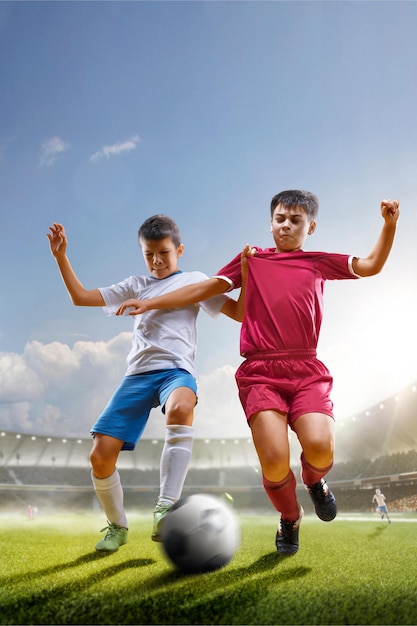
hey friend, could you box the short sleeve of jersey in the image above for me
[215,248,358,289]
[99,277,141,316]
[214,247,264,290]
[313,252,360,280]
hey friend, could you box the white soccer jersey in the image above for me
[373,492,387,507]
[99,271,229,378]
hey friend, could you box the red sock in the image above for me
[262,471,299,522]
[300,453,333,486]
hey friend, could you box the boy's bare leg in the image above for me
[249,410,291,482]
[294,412,335,475]
[250,409,300,520]
[90,433,124,479]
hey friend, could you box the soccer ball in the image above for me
[161,493,240,573]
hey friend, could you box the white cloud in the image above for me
[193,366,248,439]
[0,352,43,402]
[0,401,33,434]
[39,136,70,167]
[0,333,248,442]
[0,334,130,437]
[90,134,140,162]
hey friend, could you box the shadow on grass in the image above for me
[0,548,312,625]
[156,550,306,584]
[366,524,388,540]
[0,551,155,586]
[113,552,312,625]
[145,549,312,609]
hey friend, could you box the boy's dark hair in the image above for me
[138,214,182,247]
[270,190,319,220]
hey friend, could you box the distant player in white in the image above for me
[372,488,391,523]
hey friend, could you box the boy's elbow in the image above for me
[71,291,99,306]
[209,277,230,297]
[234,308,245,322]
[354,258,384,278]
[363,262,386,278]
[356,268,380,278]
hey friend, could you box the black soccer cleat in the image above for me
[305,478,337,522]
[275,506,303,555]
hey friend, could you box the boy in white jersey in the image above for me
[372,488,391,523]
[115,191,400,555]
[47,215,242,552]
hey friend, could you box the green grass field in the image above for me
[1,510,416,625]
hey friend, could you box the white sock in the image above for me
[91,469,128,528]
[158,425,194,506]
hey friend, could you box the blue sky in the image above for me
[1,1,416,450]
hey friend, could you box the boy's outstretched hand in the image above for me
[47,223,67,257]
[381,199,400,224]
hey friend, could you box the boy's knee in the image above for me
[259,451,289,481]
[302,440,334,468]
[89,447,103,472]
[89,446,116,477]
[165,395,196,425]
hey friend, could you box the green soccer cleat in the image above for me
[151,503,173,542]
[95,522,128,553]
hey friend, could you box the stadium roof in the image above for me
[0,431,259,470]
[333,382,417,460]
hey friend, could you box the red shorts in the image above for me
[235,352,334,429]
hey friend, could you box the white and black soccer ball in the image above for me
[161,493,240,573]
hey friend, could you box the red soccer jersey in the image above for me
[215,248,359,356]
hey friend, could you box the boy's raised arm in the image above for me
[116,276,230,317]
[352,200,400,277]
[47,223,105,307]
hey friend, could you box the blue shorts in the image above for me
[91,368,197,451]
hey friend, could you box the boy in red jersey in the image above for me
[116,190,400,554]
